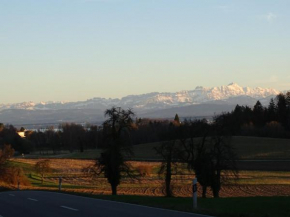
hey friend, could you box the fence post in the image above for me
[59,177,62,191]
[193,178,197,210]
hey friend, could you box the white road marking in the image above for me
[48,191,212,217]
[27,198,38,202]
[9,194,15,197]
[60,206,79,211]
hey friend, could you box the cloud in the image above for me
[265,12,277,23]
[257,12,278,24]
[217,5,230,12]
[218,5,228,10]
[81,0,122,2]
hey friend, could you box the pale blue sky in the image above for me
[1,0,289,103]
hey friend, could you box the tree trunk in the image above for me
[213,172,221,198]
[69,133,73,153]
[111,183,117,195]
[165,158,172,197]
[79,137,84,153]
[80,142,84,153]
[202,186,207,198]
[212,187,219,198]
[211,179,220,198]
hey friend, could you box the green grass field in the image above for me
[232,136,290,160]
[132,136,290,160]
[25,136,290,161]
[50,192,290,217]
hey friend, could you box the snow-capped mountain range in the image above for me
[0,83,284,126]
[0,83,281,111]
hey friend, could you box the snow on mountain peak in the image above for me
[0,83,281,112]
[195,86,204,90]
[227,82,243,90]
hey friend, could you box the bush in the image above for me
[136,165,152,177]
[0,167,30,186]
[35,159,52,184]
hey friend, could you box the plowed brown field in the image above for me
[12,158,290,198]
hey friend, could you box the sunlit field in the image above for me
[2,136,290,217]
[4,136,289,198]
[8,158,290,198]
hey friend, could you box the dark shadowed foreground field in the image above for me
[42,192,290,217]
[0,190,289,217]
[24,136,290,161]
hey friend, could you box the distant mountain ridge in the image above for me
[0,83,281,111]
[0,83,283,126]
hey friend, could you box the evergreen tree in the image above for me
[286,92,290,129]
[174,114,180,124]
[266,98,277,122]
[253,101,265,126]
[276,94,288,128]
[286,92,290,106]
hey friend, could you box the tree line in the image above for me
[85,107,237,198]
[0,123,102,154]
[1,107,236,198]
[0,118,186,154]
[1,92,290,198]
[1,92,289,155]
[216,92,290,138]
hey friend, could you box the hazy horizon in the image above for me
[0,82,286,105]
[1,0,289,104]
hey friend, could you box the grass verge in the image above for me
[48,191,290,217]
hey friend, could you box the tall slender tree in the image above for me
[93,107,135,195]
[276,94,288,129]
[253,101,265,126]
[155,124,179,197]
[266,98,277,122]
[174,114,180,125]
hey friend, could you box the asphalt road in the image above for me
[0,191,211,217]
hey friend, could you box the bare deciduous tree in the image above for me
[90,107,136,195]
[35,159,52,184]
[155,124,180,197]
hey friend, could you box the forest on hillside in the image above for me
[0,92,289,154]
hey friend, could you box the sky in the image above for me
[0,0,289,103]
